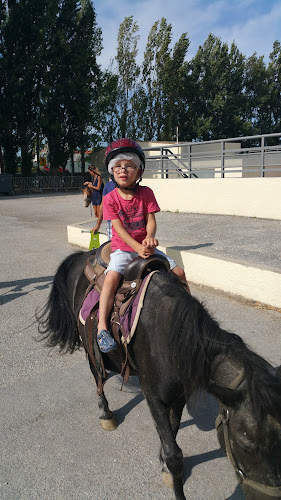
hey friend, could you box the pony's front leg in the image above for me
[88,358,117,431]
[97,393,117,431]
[161,399,185,491]
[147,397,185,500]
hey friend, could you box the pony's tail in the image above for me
[36,253,82,353]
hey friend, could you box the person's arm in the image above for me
[111,219,153,258]
[91,199,104,233]
[142,213,159,249]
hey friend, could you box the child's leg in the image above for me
[98,270,121,333]
[172,265,186,282]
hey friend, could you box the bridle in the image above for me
[215,371,281,497]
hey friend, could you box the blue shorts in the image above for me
[106,248,177,275]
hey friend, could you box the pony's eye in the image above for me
[235,432,256,454]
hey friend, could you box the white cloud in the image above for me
[218,3,281,59]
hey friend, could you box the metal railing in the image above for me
[12,175,84,193]
[142,133,281,178]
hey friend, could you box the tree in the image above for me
[189,34,248,140]
[160,33,190,141]
[142,18,173,140]
[0,1,20,173]
[41,0,101,172]
[115,16,140,137]
[268,41,281,135]
[0,0,49,175]
[93,69,119,144]
[244,53,270,136]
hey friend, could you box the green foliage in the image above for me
[115,16,140,137]
[0,0,101,174]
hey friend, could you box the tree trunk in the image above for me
[70,151,75,175]
[0,138,5,173]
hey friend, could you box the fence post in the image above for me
[260,136,265,177]
[188,144,191,177]
[220,141,225,178]
[161,148,164,179]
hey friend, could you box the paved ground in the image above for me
[1,192,281,500]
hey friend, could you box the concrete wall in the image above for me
[143,177,281,220]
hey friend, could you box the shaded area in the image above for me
[0,276,53,306]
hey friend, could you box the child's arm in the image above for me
[112,219,153,258]
[142,213,159,249]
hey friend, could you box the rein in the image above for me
[215,371,281,497]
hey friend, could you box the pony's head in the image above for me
[210,363,281,500]
[82,185,91,207]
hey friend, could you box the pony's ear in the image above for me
[208,383,243,407]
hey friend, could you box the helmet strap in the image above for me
[110,175,142,192]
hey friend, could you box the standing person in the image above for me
[91,179,115,240]
[96,138,189,353]
[84,165,103,218]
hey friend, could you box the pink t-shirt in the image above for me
[103,186,160,252]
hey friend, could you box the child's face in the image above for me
[112,159,140,188]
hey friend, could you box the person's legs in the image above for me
[172,266,190,293]
[96,250,137,352]
[93,204,99,218]
[98,270,121,333]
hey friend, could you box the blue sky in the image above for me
[93,0,281,69]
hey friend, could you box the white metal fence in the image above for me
[143,133,281,179]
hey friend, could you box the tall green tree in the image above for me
[0,1,18,173]
[268,41,281,135]
[93,69,119,144]
[244,53,270,136]
[160,33,190,141]
[0,0,49,175]
[142,18,172,140]
[115,16,140,137]
[41,0,101,172]
[189,34,248,140]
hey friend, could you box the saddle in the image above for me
[84,241,170,316]
[80,241,170,393]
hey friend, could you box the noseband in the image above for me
[215,371,281,497]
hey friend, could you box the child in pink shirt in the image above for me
[97,139,188,353]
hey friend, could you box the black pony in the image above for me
[38,249,281,500]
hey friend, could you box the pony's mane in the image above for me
[152,271,281,423]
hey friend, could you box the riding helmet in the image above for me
[105,138,145,172]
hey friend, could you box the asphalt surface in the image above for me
[1,192,281,500]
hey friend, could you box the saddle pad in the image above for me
[120,271,157,344]
[79,271,157,343]
[79,289,100,325]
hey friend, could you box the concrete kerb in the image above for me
[67,222,281,309]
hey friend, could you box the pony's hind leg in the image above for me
[88,358,117,431]
[146,396,186,500]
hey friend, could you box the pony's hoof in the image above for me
[162,471,174,489]
[100,416,117,431]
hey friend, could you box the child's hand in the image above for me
[142,237,158,249]
[91,224,100,234]
[136,244,154,259]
